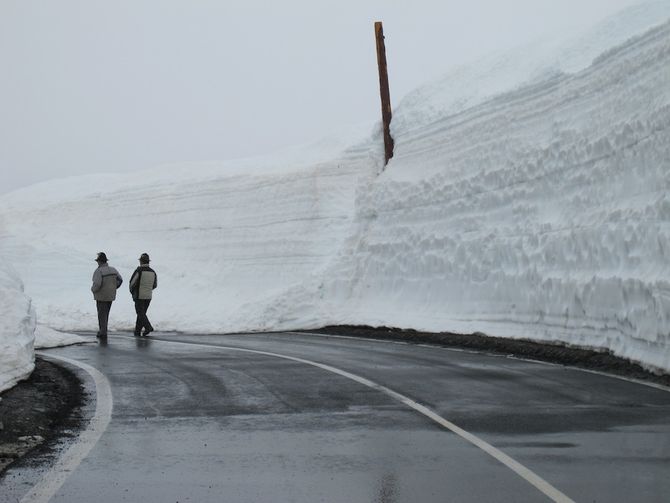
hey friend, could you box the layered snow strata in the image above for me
[0,154,377,334]
[0,4,669,375]
[316,20,670,372]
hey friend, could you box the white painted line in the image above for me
[142,336,574,503]
[496,354,670,393]
[289,331,670,393]
[21,353,114,503]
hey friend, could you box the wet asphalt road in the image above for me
[2,331,670,503]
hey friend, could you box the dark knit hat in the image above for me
[95,252,108,263]
[139,253,150,264]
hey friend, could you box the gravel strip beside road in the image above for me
[0,358,85,476]
[306,325,670,387]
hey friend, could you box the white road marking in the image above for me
[290,331,670,393]
[142,335,575,503]
[20,353,114,503]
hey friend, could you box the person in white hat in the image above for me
[129,253,158,336]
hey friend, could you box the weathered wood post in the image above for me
[375,21,394,165]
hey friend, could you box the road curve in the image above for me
[2,331,669,503]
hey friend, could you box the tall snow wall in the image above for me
[0,12,668,374]
[306,20,670,372]
[0,262,36,393]
[0,152,375,334]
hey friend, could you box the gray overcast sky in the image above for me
[0,0,641,193]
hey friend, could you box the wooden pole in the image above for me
[375,21,394,165]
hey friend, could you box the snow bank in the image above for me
[311,17,670,372]
[35,325,87,349]
[0,142,379,334]
[0,262,35,393]
[0,2,669,373]
[270,9,670,373]
[393,0,670,133]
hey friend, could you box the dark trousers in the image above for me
[134,299,153,335]
[96,301,113,336]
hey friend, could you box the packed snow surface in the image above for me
[1,2,669,374]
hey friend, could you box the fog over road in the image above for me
[4,332,670,502]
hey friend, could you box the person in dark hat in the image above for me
[91,252,123,339]
[129,253,158,336]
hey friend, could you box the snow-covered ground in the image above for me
[1,1,669,382]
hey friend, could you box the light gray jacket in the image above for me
[91,264,123,301]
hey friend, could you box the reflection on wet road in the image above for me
[4,331,670,503]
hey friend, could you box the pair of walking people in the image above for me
[91,251,158,338]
